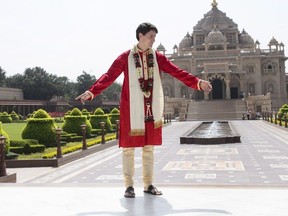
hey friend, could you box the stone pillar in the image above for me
[203,74,209,101]
[179,100,188,121]
[225,79,231,99]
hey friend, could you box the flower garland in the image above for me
[132,47,154,98]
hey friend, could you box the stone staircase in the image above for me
[186,99,247,120]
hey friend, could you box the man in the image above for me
[75,22,212,198]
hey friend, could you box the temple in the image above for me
[158,0,287,119]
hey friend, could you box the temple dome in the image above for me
[179,32,193,50]
[205,26,227,44]
[239,29,254,45]
[268,37,279,45]
[156,43,166,52]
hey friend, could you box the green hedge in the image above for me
[21,109,57,147]
[109,113,120,125]
[22,118,57,147]
[278,104,288,120]
[62,108,92,137]
[0,111,12,123]
[90,114,112,132]
[82,109,91,120]
[10,111,20,121]
[91,128,106,136]
[10,143,45,154]
[10,139,39,147]
[0,122,10,153]
[62,116,92,136]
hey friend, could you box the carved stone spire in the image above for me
[211,0,218,8]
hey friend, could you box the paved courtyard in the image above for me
[2,120,288,216]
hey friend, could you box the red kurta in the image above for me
[89,49,200,148]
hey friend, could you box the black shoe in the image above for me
[124,186,135,198]
[143,185,163,195]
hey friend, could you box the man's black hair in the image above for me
[136,22,158,41]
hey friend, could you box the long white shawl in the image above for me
[128,48,163,135]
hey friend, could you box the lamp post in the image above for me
[0,135,7,177]
[55,128,63,159]
[115,120,119,140]
[81,124,87,150]
[100,121,106,144]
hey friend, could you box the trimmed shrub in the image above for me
[109,108,120,125]
[82,109,91,119]
[65,110,71,116]
[10,143,45,154]
[278,104,288,120]
[0,111,12,123]
[10,140,27,147]
[5,151,18,160]
[21,109,57,147]
[91,128,102,135]
[10,111,20,121]
[0,122,10,154]
[90,114,113,132]
[62,108,92,137]
[27,111,36,119]
[10,139,39,147]
[93,108,105,115]
[110,108,120,114]
[91,107,113,132]
[18,114,24,120]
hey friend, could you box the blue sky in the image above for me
[0,0,287,83]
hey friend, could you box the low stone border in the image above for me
[0,173,16,183]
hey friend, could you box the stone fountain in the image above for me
[180,121,241,144]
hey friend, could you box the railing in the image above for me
[262,111,288,128]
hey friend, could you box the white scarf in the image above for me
[128,47,163,136]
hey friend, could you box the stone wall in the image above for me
[246,94,272,113]
[164,97,188,121]
[0,87,23,100]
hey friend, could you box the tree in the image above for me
[76,71,96,96]
[63,81,78,100]
[5,73,24,89]
[76,71,122,101]
[0,67,7,87]
[22,67,58,100]
[3,66,121,102]
[102,82,122,101]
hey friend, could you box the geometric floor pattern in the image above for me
[9,120,288,187]
[4,120,288,216]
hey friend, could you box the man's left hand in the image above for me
[200,80,212,94]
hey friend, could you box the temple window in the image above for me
[196,35,205,45]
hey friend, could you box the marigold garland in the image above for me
[132,47,154,98]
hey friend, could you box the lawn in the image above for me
[2,122,27,140]
[2,122,62,140]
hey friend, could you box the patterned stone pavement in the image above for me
[3,120,288,216]
[12,120,288,187]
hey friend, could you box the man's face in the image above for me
[139,30,157,49]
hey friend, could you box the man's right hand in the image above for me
[75,91,93,105]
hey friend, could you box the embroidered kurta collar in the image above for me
[135,45,151,54]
